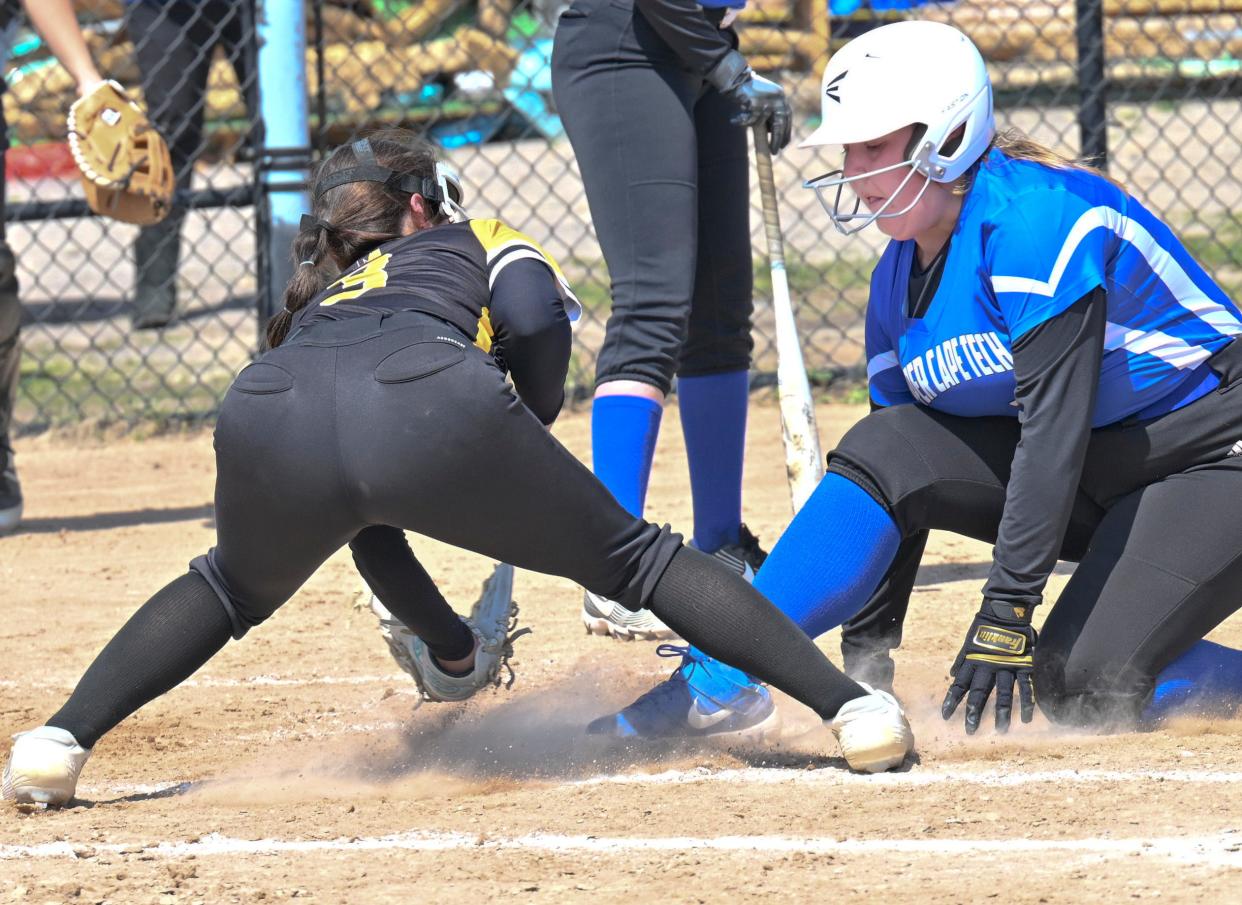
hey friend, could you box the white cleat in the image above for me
[828,683,915,773]
[371,563,529,703]
[3,726,92,807]
[581,590,679,641]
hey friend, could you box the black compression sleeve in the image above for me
[648,547,866,719]
[47,572,233,749]
[635,0,735,76]
[489,257,571,425]
[983,288,1106,609]
[349,526,474,661]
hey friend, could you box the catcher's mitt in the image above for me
[67,81,174,226]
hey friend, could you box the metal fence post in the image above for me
[256,0,311,332]
[1075,0,1108,168]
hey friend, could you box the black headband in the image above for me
[299,214,337,235]
[312,138,445,204]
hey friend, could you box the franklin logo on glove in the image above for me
[973,626,1028,654]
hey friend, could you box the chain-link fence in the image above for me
[5,0,1242,434]
[2,0,258,433]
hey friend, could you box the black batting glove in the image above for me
[941,600,1037,735]
[707,50,792,154]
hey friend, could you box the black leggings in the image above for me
[551,0,753,393]
[827,343,1242,725]
[47,312,866,746]
[198,313,682,634]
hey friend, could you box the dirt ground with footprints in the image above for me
[2,401,1240,903]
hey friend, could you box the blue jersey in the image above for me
[866,150,1242,427]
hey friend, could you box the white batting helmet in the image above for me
[801,21,995,234]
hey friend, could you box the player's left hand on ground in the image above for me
[941,600,1037,734]
[67,80,175,226]
[707,50,792,154]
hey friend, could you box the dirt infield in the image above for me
[2,401,1241,903]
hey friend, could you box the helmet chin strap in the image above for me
[805,140,937,236]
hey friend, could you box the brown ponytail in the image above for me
[266,226,338,349]
[265,130,446,349]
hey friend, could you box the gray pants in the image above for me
[125,0,255,325]
[0,80,19,473]
[551,0,754,393]
[0,238,17,458]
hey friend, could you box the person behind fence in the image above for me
[122,0,256,330]
[549,1,790,652]
[591,20,1242,740]
[2,131,916,807]
[0,0,110,534]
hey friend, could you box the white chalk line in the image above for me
[1,830,1239,867]
[570,765,1242,789]
[82,765,1242,800]
[0,674,413,691]
[0,664,670,692]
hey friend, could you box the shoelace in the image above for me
[609,644,713,723]
[651,644,760,715]
[489,602,532,691]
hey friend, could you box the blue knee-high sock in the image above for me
[1142,640,1242,722]
[753,473,902,640]
[678,370,750,553]
[688,472,901,690]
[591,394,663,518]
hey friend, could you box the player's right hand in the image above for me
[708,50,792,154]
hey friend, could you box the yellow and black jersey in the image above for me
[293,218,580,355]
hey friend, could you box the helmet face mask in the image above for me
[804,138,939,236]
[800,21,995,236]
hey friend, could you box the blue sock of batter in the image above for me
[678,370,749,553]
[1142,640,1242,722]
[753,473,901,640]
[591,394,663,517]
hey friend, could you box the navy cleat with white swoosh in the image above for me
[587,645,781,741]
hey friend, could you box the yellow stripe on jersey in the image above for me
[321,248,391,307]
[469,219,582,321]
[475,306,494,353]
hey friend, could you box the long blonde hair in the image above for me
[954,127,1125,194]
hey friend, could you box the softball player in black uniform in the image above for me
[3,133,914,806]
[551,0,790,642]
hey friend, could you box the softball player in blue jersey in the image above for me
[592,20,1242,740]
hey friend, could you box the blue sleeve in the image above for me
[865,271,914,407]
[985,193,1109,340]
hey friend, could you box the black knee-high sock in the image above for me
[47,572,233,749]
[350,526,474,661]
[648,547,866,719]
